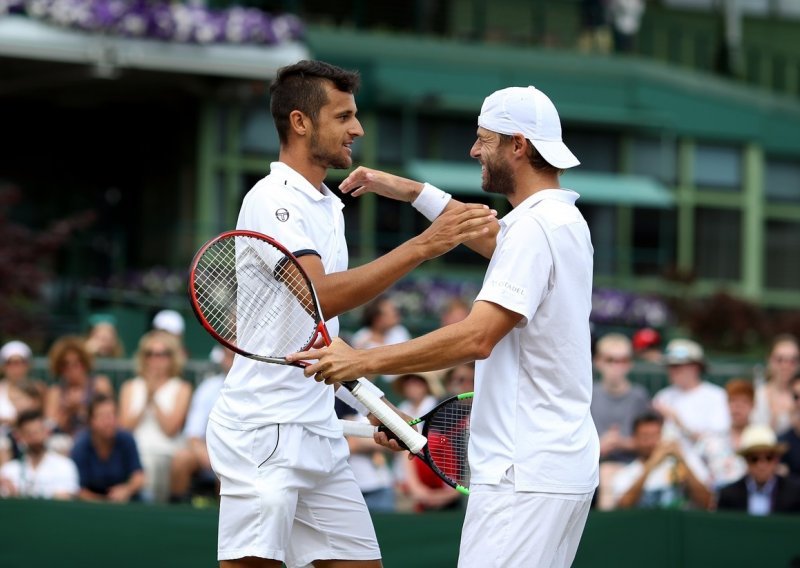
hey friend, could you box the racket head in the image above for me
[418,392,473,495]
[188,230,325,363]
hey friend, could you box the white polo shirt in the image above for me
[210,162,348,436]
[471,189,600,494]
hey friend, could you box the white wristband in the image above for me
[411,183,452,221]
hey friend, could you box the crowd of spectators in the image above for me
[2,297,800,519]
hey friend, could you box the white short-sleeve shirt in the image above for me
[210,162,348,436]
[0,451,79,498]
[470,189,600,494]
[653,382,731,445]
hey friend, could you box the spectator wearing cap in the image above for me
[752,334,799,436]
[632,327,662,364]
[652,338,730,449]
[0,341,46,429]
[152,309,186,337]
[715,424,800,515]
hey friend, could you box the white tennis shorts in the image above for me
[458,468,593,568]
[206,420,381,567]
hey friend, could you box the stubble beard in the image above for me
[310,130,351,170]
[482,156,515,196]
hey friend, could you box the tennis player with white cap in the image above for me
[291,86,599,567]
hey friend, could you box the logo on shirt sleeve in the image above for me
[275,208,290,222]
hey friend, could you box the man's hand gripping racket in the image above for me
[188,230,427,454]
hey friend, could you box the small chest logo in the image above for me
[275,208,290,222]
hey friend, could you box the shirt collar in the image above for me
[500,188,580,227]
[269,162,335,203]
[745,476,777,495]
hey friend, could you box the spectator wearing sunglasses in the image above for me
[752,334,800,436]
[716,424,800,515]
[119,330,191,502]
[590,333,651,510]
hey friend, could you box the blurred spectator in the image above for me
[351,295,412,351]
[439,298,471,327]
[443,363,475,397]
[119,330,191,502]
[71,394,145,503]
[779,374,800,478]
[0,410,78,499]
[45,336,113,442]
[608,0,645,53]
[0,382,47,466]
[85,314,125,358]
[632,327,663,364]
[402,447,461,513]
[578,0,612,54]
[696,379,752,490]
[752,334,799,435]
[168,346,233,504]
[152,309,186,338]
[653,338,730,448]
[343,413,395,513]
[612,412,712,510]
[0,340,44,429]
[716,424,800,515]
[591,333,651,510]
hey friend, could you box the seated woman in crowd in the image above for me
[752,334,799,435]
[45,336,113,440]
[119,330,191,503]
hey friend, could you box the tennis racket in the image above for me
[341,392,473,495]
[188,229,427,454]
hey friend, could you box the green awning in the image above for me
[405,160,674,208]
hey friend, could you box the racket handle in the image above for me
[343,380,427,454]
[339,420,378,438]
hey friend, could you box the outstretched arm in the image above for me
[300,203,496,319]
[287,300,522,382]
[339,167,499,259]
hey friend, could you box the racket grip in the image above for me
[344,380,427,454]
[339,420,378,438]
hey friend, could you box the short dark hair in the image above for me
[88,393,115,420]
[498,134,563,176]
[269,60,360,144]
[16,409,44,429]
[361,295,391,328]
[632,411,664,433]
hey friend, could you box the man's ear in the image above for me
[289,110,310,137]
[512,133,528,155]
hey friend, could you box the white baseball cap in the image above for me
[477,86,580,169]
[0,340,32,363]
[152,309,185,336]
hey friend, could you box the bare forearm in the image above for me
[617,472,648,509]
[684,468,712,509]
[315,240,428,318]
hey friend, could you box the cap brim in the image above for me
[530,139,580,169]
[737,443,788,457]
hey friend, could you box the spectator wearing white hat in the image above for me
[653,338,730,450]
[0,341,44,428]
[716,424,800,515]
[152,309,186,337]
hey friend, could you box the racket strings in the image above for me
[425,399,472,487]
[192,235,319,357]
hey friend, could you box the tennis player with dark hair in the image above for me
[291,86,600,567]
[206,59,496,568]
